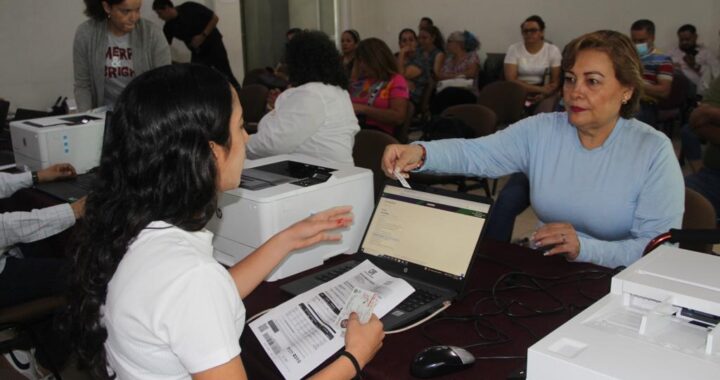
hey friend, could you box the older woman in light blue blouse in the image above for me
[382,30,684,269]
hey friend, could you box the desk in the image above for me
[240,240,612,380]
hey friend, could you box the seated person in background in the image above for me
[670,24,720,98]
[430,30,481,114]
[417,26,445,79]
[504,15,561,109]
[247,31,359,166]
[64,64,384,379]
[74,0,171,112]
[383,31,684,269]
[272,27,303,83]
[350,38,409,137]
[0,164,85,307]
[153,0,242,91]
[418,16,433,31]
[0,164,85,379]
[396,28,427,106]
[341,29,361,78]
[685,76,720,219]
[490,15,565,242]
[630,19,673,128]
[286,27,302,41]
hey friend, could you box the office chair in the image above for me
[411,105,498,196]
[353,129,399,201]
[238,84,269,125]
[643,188,719,255]
[0,296,66,380]
[476,80,527,127]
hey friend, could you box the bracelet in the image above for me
[31,171,39,185]
[339,351,362,380]
[417,144,427,170]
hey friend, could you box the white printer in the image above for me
[10,112,105,174]
[528,246,720,379]
[207,154,374,281]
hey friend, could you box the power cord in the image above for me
[246,308,271,324]
[385,301,452,334]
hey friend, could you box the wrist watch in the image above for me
[31,170,39,185]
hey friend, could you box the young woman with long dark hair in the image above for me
[64,64,384,379]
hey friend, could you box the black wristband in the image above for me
[31,171,39,185]
[340,351,362,380]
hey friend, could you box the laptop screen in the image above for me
[360,184,490,281]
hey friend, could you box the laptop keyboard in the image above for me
[397,288,441,312]
[314,262,358,282]
[74,174,96,190]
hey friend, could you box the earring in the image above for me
[622,97,629,105]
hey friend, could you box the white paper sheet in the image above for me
[249,260,414,380]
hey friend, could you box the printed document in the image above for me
[249,260,414,380]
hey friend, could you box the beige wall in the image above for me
[347,0,720,55]
[0,0,243,111]
[3,0,720,110]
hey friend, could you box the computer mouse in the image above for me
[410,345,475,378]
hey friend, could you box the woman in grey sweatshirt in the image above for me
[73,0,171,111]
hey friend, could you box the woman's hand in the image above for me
[381,144,424,178]
[532,223,581,260]
[278,206,354,251]
[37,163,76,183]
[344,312,385,368]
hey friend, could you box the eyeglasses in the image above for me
[522,28,540,34]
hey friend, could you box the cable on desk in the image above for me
[246,308,272,324]
[474,355,526,360]
[418,267,618,350]
[385,300,452,335]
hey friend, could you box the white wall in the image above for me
[4,0,720,111]
[347,0,720,55]
[0,0,243,112]
[0,0,86,112]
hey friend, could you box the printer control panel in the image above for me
[292,171,333,187]
[240,160,336,191]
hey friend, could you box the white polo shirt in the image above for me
[104,221,245,379]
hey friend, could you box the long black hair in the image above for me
[84,0,124,21]
[286,30,349,89]
[62,64,233,378]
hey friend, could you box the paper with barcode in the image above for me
[249,260,414,380]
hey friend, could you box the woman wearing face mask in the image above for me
[74,0,171,112]
[383,30,684,269]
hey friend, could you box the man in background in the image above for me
[153,0,241,90]
[630,19,674,128]
[670,24,720,98]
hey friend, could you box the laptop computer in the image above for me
[281,182,493,330]
[33,111,112,202]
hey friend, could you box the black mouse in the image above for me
[410,345,475,378]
